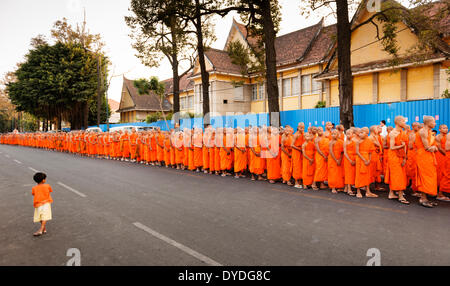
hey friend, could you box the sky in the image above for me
[0,0,341,103]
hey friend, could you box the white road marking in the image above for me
[5,154,10,158]
[57,182,87,198]
[133,222,222,266]
[14,159,22,164]
[28,167,39,172]
[23,184,34,187]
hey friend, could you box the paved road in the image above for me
[1,144,449,266]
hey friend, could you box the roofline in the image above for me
[315,57,446,80]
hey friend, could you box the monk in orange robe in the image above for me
[328,129,345,193]
[183,129,190,170]
[220,128,234,176]
[406,122,421,197]
[174,130,184,169]
[344,129,357,196]
[302,132,316,188]
[291,122,305,188]
[369,125,383,190]
[214,128,223,175]
[163,132,171,167]
[234,127,247,178]
[312,127,329,190]
[355,127,378,198]
[435,124,450,201]
[156,129,165,166]
[120,130,130,160]
[202,129,210,174]
[193,128,203,172]
[266,127,281,183]
[385,116,409,204]
[249,127,264,181]
[129,129,138,162]
[281,126,294,185]
[439,133,450,196]
[150,130,157,165]
[208,129,215,174]
[416,116,438,208]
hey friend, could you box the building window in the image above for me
[258,83,265,100]
[292,77,300,97]
[301,75,312,95]
[312,74,322,94]
[252,84,258,101]
[188,95,193,108]
[180,96,186,110]
[283,78,291,97]
[234,86,244,101]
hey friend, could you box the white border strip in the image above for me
[57,182,87,198]
[133,222,222,266]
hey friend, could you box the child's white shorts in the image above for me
[33,203,52,223]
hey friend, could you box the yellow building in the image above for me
[158,0,449,116]
[316,0,450,105]
[117,77,172,123]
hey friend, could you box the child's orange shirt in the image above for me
[32,184,53,208]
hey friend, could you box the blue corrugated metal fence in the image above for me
[91,98,449,131]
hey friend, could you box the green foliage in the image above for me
[315,100,326,108]
[226,41,251,75]
[0,112,11,133]
[146,112,161,123]
[88,96,111,126]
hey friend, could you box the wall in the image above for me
[95,99,450,132]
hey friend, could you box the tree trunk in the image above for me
[261,0,280,126]
[195,0,210,127]
[96,55,102,127]
[171,49,180,126]
[83,101,89,130]
[336,0,354,129]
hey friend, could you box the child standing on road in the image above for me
[32,172,53,236]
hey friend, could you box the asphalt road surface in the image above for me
[1,144,449,266]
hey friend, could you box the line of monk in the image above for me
[1,115,449,208]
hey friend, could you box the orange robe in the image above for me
[292,133,304,180]
[249,135,264,175]
[121,133,130,158]
[385,131,407,191]
[415,131,437,196]
[313,137,329,182]
[370,137,383,183]
[355,138,375,188]
[266,134,281,180]
[220,134,233,171]
[344,140,356,185]
[234,133,247,173]
[129,133,138,159]
[193,132,203,168]
[302,141,316,186]
[406,133,418,191]
[436,136,446,187]
[328,140,345,189]
[281,135,293,182]
[156,133,164,162]
[440,150,450,193]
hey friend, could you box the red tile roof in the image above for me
[275,20,323,66]
[118,77,172,112]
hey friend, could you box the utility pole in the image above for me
[96,54,103,128]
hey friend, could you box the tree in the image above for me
[301,0,450,128]
[202,0,282,125]
[7,41,103,131]
[169,0,218,126]
[134,77,170,130]
[126,0,196,125]
[51,17,109,129]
